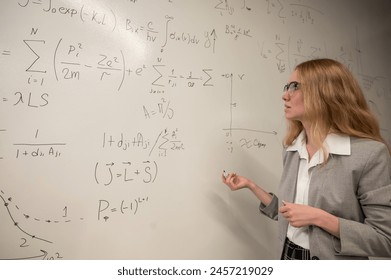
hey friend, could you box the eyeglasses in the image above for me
[283,81,301,96]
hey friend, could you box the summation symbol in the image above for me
[24,39,47,73]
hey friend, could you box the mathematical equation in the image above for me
[1,0,330,110]
[11,36,214,85]
[14,143,64,159]
[18,1,220,51]
[97,197,150,222]
[0,129,66,160]
[0,189,151,259]
[102,128,185,157]
[94,160,158,186]
[1,31,357,104]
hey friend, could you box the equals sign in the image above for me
[2,98,8,102]
[2,50,11,56]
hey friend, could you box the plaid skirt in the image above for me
[281,238,311,260]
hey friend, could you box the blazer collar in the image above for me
[287,131,351,158]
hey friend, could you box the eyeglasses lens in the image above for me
[283,82,299,92]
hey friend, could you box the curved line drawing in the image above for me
[0,193,53,244]
[0,250,48,260]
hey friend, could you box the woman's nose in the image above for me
[282,91,290,101]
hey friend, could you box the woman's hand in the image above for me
[279,201,340,237]
[279,201,317,227]
[220,171,273,207]
[221,172,251,191]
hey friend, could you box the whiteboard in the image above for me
[1,0,390,260]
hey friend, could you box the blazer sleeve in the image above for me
[258,148,288,220]
[334,143,391,257]
[259,193,279,220]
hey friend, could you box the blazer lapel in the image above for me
[280,151,300,203]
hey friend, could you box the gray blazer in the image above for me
[260,137,391,260]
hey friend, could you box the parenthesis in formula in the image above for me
[53,38,62,81]
[152,161,158,183]
[80,5,85,22]
[94,162,100,184]
[117,50,125,91]
[110,9,117,32]
[133,199,139,215]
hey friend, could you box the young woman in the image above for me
[222,58,391,260]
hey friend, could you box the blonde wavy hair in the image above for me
[284,58,390,158]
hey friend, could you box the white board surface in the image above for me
[0,0,390,259]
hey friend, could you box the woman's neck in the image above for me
[302,124,318,160]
